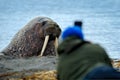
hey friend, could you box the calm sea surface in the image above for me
[0,0,120,59]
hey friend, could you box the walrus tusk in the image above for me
[54,37,58,56]
[39,35,49,56]
[54,37,58,49]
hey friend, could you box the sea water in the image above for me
[0,0,120,59]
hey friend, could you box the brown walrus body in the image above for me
[1,17,61,58]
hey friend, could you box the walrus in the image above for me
[1,17,61,58]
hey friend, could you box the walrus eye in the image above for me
[56,25,59,28]
[42,21,47,26]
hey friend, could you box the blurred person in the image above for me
[57,21,120,80]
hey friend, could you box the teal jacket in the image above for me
[57,36,112,80]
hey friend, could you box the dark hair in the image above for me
[74,21,82,28]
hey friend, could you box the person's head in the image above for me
[62,21,84,40]
[74,21,82,28]
[62,26,84,40]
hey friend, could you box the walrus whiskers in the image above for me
[39,35,49,56]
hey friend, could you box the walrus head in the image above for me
[1,17,61,57]
[37,17,61,56]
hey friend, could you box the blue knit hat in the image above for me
[62,26,84,40]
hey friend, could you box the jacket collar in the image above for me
[58,36,83,55]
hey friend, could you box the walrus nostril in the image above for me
[49,34,56,40]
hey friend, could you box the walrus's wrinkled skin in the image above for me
[1,17,61,58]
